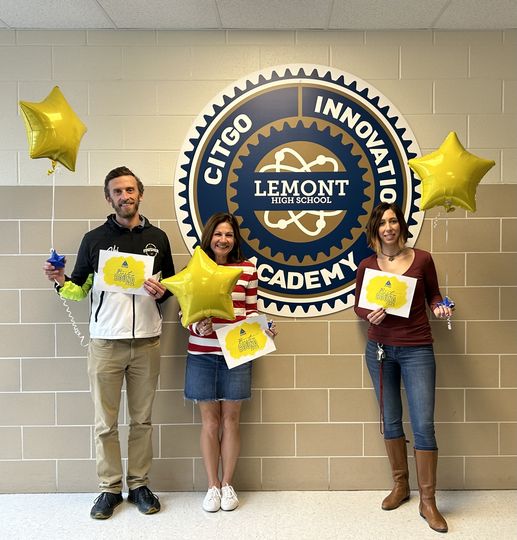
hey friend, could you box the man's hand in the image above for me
[43,261,65,287]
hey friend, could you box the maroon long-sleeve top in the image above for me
[354,248,443,346]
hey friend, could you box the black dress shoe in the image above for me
[90,492,123,519]
[128,486,161,514]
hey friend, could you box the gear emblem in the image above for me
[230,119,369,265]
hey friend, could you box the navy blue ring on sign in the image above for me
[174,65,424,318]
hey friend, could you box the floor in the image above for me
[1,490,516,539]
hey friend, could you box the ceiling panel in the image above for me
[0,0,113,29]
[100,0,220,29]
[329,0,449,30]
[435,0,517,29]
[217,0,332,29]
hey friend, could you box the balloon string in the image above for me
[48,163,87,347]
[50,169,55,250]
[49,161,60,251]
[59,297,89,348]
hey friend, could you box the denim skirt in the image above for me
[184,353,252,402]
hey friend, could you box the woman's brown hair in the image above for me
[200,212,245,264]
[366,202,409,255]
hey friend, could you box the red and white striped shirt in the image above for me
[187,260,258,355]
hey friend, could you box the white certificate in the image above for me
[215,315,277,369]
[357,268,417,318]
[95,249,154,296]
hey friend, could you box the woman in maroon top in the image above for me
[354,203,453,534]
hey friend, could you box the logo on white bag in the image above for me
[174,65,423,318]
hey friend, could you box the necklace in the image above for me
[381,248,403,261]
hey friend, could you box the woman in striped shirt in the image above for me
[184,212,277,513]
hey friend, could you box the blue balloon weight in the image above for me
[47,249,65,268]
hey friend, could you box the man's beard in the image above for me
[113,198,140,219]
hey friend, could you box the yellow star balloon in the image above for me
[408,131,495,213]
[161,246,243,327]
[19,86,87,172]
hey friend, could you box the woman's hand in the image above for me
[196,317,213,336]
[433,304,454,320]
[144,277,166,300]
[367,307,386,326]
[266,320,278,339]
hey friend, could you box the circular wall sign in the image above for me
[175,65,423,317]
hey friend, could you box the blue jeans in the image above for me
[365,339,437,450]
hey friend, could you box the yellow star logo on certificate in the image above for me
[19,86,87,172]
[161,246,243,327]
[409,131,495,212]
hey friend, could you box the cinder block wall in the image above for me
[0,29,515,493]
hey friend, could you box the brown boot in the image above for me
[382,436,410,510]
[414,449,448,533]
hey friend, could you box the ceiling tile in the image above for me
[435,0,517,29]
[100,0,220,29]
[330,0,448,30]
[0,0,113,29]
[217,0,332,29]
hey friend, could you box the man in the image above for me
[43,167,175,519]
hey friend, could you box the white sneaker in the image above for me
[202,486,221,512]
[221,484,239,511]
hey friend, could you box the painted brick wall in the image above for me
[0,28,515,492]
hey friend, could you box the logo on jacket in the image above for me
[143,243,159,257]
[174,65,423,318]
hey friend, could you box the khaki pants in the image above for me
[88,337,160,493]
